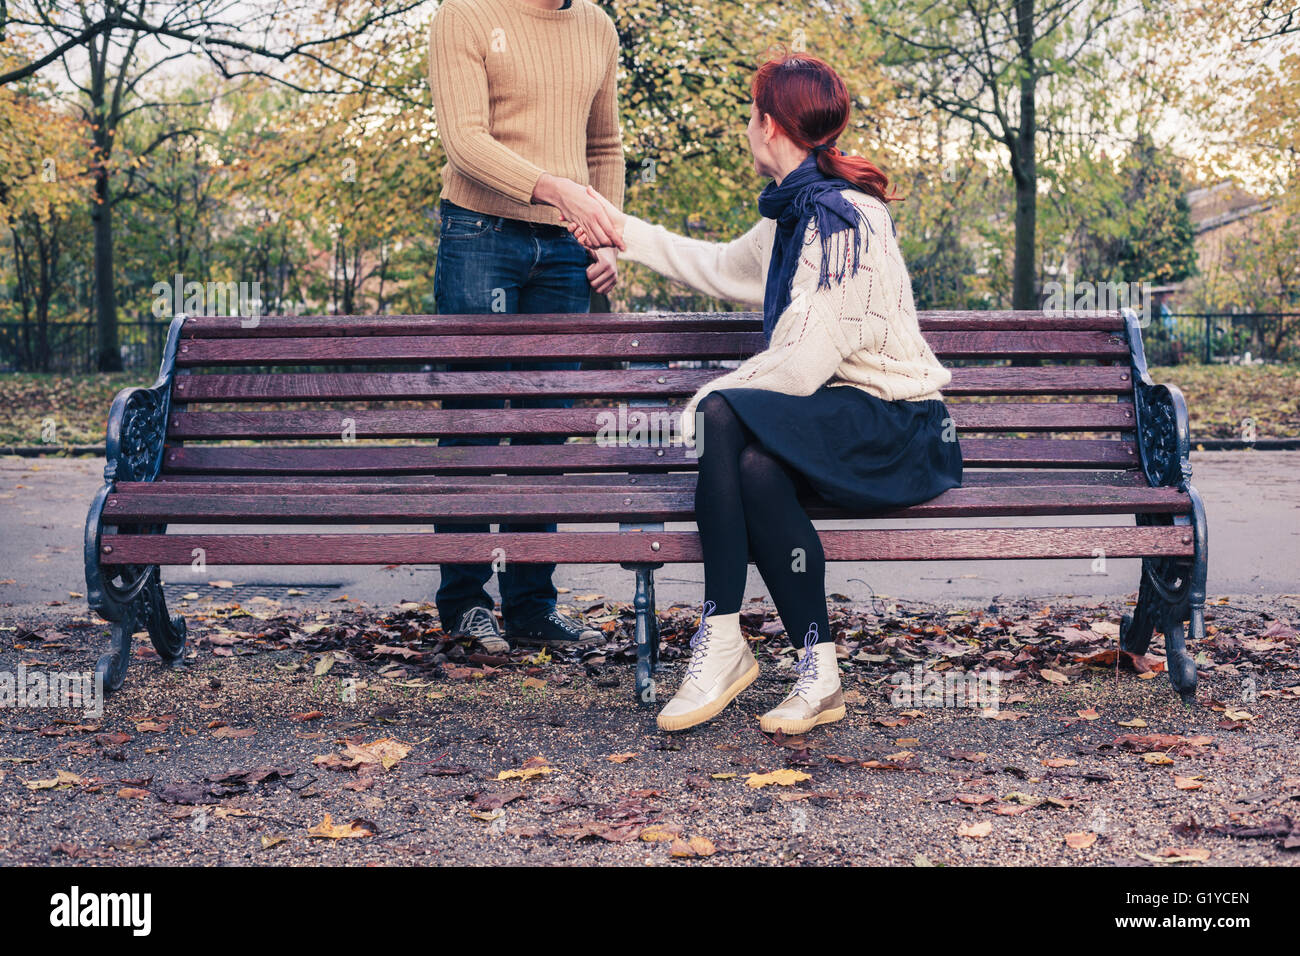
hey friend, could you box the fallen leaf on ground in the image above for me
[24,771,84,790]
[307,814,376,839]
[958,821,992,839]
[498,756,555,782]
[745,769,811,788]
[1137,847,1211,863]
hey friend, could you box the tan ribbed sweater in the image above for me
[427,0,625,225]
[618,190,950,439]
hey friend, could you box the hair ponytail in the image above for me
[751,52,900,204]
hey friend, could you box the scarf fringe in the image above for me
[815,204,875,293]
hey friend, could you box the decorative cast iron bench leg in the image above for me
[86,491,188,695]
[83,314,189,695]
[622,563,662,706]
[1122,307,1207,704]
[646,571,662,674]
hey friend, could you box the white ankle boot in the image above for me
[759,626,845,735]
[657,602,759,732]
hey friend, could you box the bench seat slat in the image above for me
[160,438,1137,475]
[103,484,1191,524]
[172,366,1136,402]
[174,330,1128,366]
[134,469,1155,493]
[98,525,1194,566]
[180,311,1126,338]
[167,402,1135,439]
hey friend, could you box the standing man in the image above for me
[427,0,625,653]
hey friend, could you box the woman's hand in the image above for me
[533,174,625,250]
[566,185,627,250]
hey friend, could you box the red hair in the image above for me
[750,52,899,203]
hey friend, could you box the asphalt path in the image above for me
[1,451,1296,616]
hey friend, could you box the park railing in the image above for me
[0,320,173,373]
[1142,311,1300,365]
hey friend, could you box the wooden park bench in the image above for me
[84,308,1207,703]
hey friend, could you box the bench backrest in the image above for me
[155,311,1144,480]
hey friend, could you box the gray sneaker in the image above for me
[448,606,510,655]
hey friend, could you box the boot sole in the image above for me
[758,704,847,736]
[656,660,759,732]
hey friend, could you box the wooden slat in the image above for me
[174,330,1126,366]
[126,469,1157,495]
[926,331,1128,358]
[159,438,1136,476]
[173,370,717,402]
[176,332,763,366]
[167,402,1135,440]
[103,484,1191,524]
[172,365,1136,402]
[141,474,697,491]
[180,310,1126,338]
[98,525,1194,566]
[147,468,1154,489]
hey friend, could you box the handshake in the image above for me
[532,174,626,294]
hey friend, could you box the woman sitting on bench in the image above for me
[569,52,963,734]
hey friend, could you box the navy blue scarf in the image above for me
[756,153,872,342]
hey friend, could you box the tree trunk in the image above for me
[92,158,121,371]
[1012,0,1038,312]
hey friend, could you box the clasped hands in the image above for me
[533,174,625,295]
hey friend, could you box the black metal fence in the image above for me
[0,320,172,373]
[1,312,1296,374]
[1141,312,1300,366]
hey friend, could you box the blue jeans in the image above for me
[433,199,590,628]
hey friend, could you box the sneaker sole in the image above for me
[758,704,847,736]
[509,633,603,651]
[657,660,760,732]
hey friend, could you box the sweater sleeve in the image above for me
[680,225,857,441]
[619,214,769,307]
[427,5,547,205]
[585,35,625,211]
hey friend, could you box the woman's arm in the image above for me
[571,185,770,306]
[619,215,771,307]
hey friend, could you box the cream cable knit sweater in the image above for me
[618,190,950,439]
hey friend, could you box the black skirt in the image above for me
[714,384,963,511]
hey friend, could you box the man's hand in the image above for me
[566,185,627,251]
[586,246,618,296]
[533,174,625,250]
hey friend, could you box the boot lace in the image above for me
[682,600,717,683]
[792,624,820,700]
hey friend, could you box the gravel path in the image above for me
[1,594,1297,866]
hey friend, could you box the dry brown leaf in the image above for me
[24,771,84,790]
[307,813,375,839]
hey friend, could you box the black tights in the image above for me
[694,393,831,648]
